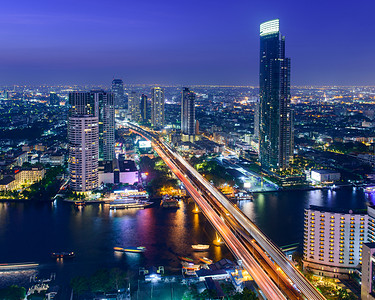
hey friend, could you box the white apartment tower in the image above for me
[68,92,99,192]
[303,205,368,278]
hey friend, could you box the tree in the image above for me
[231,288,257,300]
[70,276,89,295]
[0,285,26,300]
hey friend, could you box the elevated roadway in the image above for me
[127,123,325,300]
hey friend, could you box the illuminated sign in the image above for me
[139,140,152,148]
[260,19,279,36]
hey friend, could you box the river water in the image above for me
[0,186,369,289]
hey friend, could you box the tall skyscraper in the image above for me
[68,92,99,192]
[151,87,165,128]
[111,79,125,108]
[259,19,293,170]
[181,87,195,136]
[128,91,140,122]
[140,94,148,123]
[91,91,115,161]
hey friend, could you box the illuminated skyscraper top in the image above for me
[260,19,279,36]
[258,19,293,170]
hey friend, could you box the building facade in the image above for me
[91,91,115,161]
[361,242,375,300]
[181,87,196,137]
[111,78,125,108]
[259,19,293,170]
[128,91,140,122]
[49,92,60,106]
[151,87,165,128]
[253,100,260,139]
[303,205,368,278]
[68,92,99,192]
[140,94,148,123]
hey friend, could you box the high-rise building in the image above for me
[259,19,293,170]
[68,92,99,192]
[140,94,148,123]
[151,87,165,128]
[111,79,125,108]
[49,92,60,106]
[91,91,115,161]
[128,91,140,122]
[303,205,368,278]
[181,87,196,137]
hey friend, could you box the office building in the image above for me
[91,91,115,161]
[310,169,341,183]
[49,92,60,106]
[259,19,293,170]
[140,94,148,123]
[303,205,368,278]
[112,78,125,108]
[151,87,165,128]
[68,92,99,192]
[181,87,196,139]
[128,91,140,122]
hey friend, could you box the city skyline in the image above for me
[0,1,374,86]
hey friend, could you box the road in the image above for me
[128,123,325,300]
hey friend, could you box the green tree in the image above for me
[0,285,26,300]
[70,276,89,295]
[231,288,257,300]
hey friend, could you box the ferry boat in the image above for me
[178,256,194,263]
[191,244,210,251]
[199,257,213,264]
[51,251,75,259]
[109,199,152,210]
[113,246,146,253]
[160,195,180,208]
[182,263,200,271]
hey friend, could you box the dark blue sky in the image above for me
[0,0,374,85]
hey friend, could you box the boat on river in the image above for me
[113,246,146,253]
[191,244,210,251]
[160,196,180,208]
[51,252,75,259]
[109,199,152,209]
[199,257,213,264]
[178,256,194,262]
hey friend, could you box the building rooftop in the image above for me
[311,169,340,174]
[0,176,14,185]
[118,160,137,172]
[308,205,367,215]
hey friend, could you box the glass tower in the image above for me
[111,79,125,108]
[259,19,293,170]
[181,87,196,136]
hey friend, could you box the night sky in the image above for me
[0,0,374,86]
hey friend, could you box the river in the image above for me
[0,186,369,289]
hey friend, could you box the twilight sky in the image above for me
[0,0,374,86]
